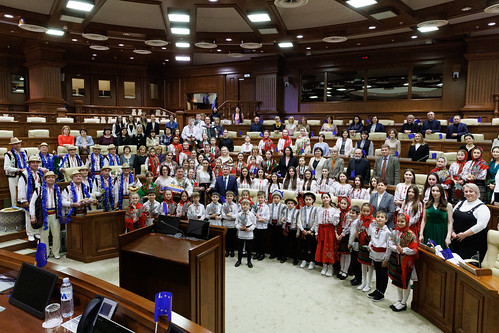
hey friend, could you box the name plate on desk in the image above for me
[458,261,492,277]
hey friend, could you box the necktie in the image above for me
[381,157,387,180]
[224,177,227,190]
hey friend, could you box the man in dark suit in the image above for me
[145,115,160,137]
[372,144,400,185]
[249,116,264,133]
[446,115,468,142]
[420,111,441,136]
[347,148,370,182]
[214,165,238,198]
[369,179,396,229]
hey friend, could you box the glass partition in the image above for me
[366,67,409,100]
[124,81,136,99]
[11,75,25,94]
[411,64,443,99]
[326,70,364,101]
[71,78,85,96]
[301,73,325,102]
[98,80,111,97]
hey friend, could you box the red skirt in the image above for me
[315,224,338,264]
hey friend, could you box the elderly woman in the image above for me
[329,147,345,180]
[308,147,330,179]
[451,183,490,261]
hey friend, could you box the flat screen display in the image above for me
[9,263,58,319]
[187,219,210,240]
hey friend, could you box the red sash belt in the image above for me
[372,246,386,253]
[47,208,55,215]
[272,219,278,224]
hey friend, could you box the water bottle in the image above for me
[60,277,74,318]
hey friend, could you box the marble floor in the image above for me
[47,255,442,333]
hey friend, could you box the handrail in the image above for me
[77,104,176,117]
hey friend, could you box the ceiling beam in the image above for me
[48,0,65,26]
[82,0,108,28]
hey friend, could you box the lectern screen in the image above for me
[187,219,210,240]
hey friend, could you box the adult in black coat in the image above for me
[275,146,298,177]
[218,129,234,152]
[407,133,430,162]
[249,116,264,133]
[346,148,371,182]
[145,115,160,137]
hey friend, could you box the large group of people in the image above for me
[3,108,497,311]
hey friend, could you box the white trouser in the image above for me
[25,210,40,238]
[8,176,18,207]
[40,214,60,257]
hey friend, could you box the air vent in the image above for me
[195,42,217,49]
[323,36,348,43]
[228,53,245,58]
[82,33,108,41]
[89,45,109,51]
[145,40,168,47]
[274,0,309,8]
[417,20,448,30]
[133,49,152,55]
[240,42,262,49]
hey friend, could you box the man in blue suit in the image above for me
[421,111,441,136]
[214,165,238,198]
[446,115,468,142]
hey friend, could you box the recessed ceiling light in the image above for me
[209,0,219,2]
[309,96,318,99]
[278,42,293,48]
[46,29,65,36]
[346,0,377,8]
[306,47,311,50]
[369,26,376,30]
[66,0,95,12]
[130,56,134,60]
[175,42,190,48]
[161,47,166,50]
[484,2,499,13]
[296,35,303,39]
[247,12,271,22]
[4,14,14,19]
[72,38,78,42]
[461,7,472,11]
[165,59,169,61]
[118,43,124,47]
[168,12,190,23]
[489,22,496,26]
[417,26,438,32]
[92,53,97,56]
[411,35,417,39]
[217,49,221,52]
[171,27,190,35]
[259,28,279,34]
[226,38,232,42]
[176,55,190,62]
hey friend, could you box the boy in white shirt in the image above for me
[280,198,300,264]
[143,190,160,226]
[297,192,318,269]
[253,191,270,261]
[240,135,253,154]
[267,191,284,260]
[347,206,362,286]
[222,191,238,257]
[206,192,223,226]
[187,192,206,220]
[235,199,256,268]
[368,210,392,302]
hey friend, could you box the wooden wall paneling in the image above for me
[0,66,9,108]
[64,73,92,106]
[225,74,239,101]
[164,78,180,109]
[463,55,499,111]
[91,74,117,106]
[256,74,279,113]
[239,77,255,102]
[454,279,484,333]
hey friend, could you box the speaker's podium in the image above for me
[67,210,126,263]
[118,223,226,333]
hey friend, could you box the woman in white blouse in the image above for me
[281,166,302,196]
[308,147,330,180]
[300,168,317,195]
[219,146,233,167]
[334,130,353,157]
[252,169,269,198]
[237,167,253,189]
[285,116,297,136]
[155,165,174,192]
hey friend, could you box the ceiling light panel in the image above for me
[346,0,377,8]
[248,13,271,22]
[370,10,397,20]
[259,27,279,34]
[176,55,191,62]
[46,29,65,36]
[175,42,190,48]
[168,12,190,23]
[171,26,190,35]
[278,42,293,48]
[66,0,95,12]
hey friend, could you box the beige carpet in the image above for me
[50,254,441,333]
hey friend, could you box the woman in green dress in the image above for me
[137,171,160,202]
[419,184,453,248]
[486,146,499,204]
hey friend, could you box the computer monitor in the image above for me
[9,262,58,319]
[187,219,210,240]
[156,215,181,235]
[92,315,134,333]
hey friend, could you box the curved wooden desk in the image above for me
[0,249,210,333]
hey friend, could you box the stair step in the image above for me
[1,240,36,252]
[0,239,27,248]
[0,230,27,243]
[15,248,36,256]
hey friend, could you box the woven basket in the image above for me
[0,208,25,232]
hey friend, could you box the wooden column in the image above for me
[24,45,66,113]
[0,56,10,111]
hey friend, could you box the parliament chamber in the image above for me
[0,1,498,332]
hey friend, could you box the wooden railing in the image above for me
[218,100,261,121]
[74,102,175,117]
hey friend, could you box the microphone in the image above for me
[156,219,185,238]
[416,155,429,162]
